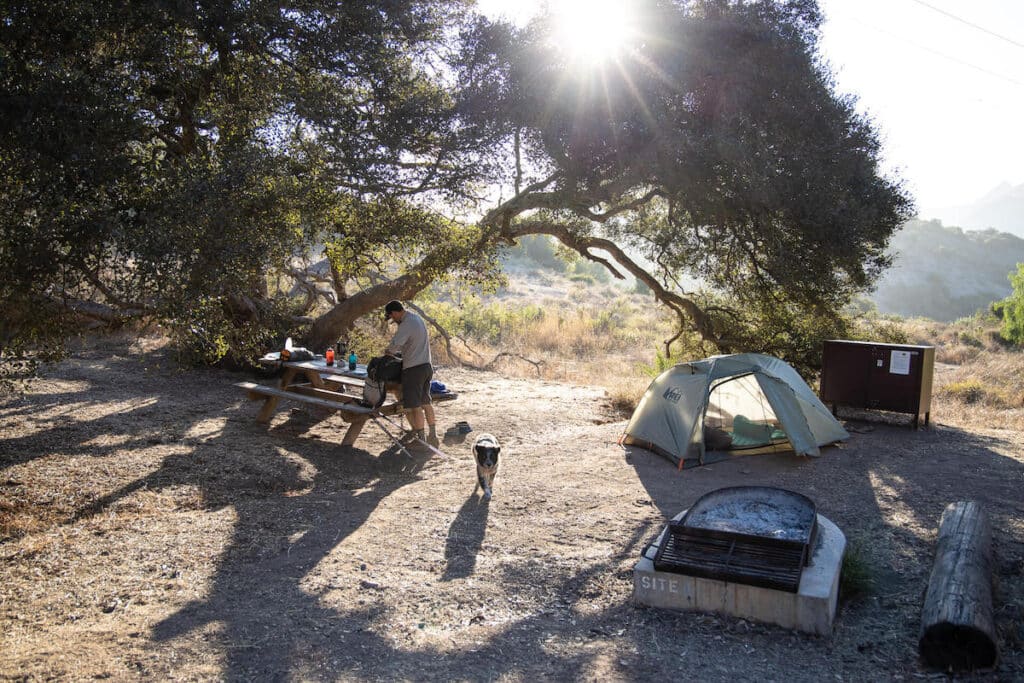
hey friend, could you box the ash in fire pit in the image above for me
[683,487,817,542]
[652,486,818,593]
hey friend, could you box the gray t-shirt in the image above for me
[386,311,432,369]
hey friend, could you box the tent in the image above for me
[622,353,848,468]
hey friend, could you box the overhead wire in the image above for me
[904,0,1024,50]
[831,9,1024,88]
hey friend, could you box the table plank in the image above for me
[238,382,374,415]
[260,355,369,379]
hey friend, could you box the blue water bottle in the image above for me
[348,351,357,371]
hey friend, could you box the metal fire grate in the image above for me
[652,487,817,593]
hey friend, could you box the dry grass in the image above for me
[933,352,1024,430]
[900,316,1010,359]
[891,315,1024,429]
[232,281,1024,431]
[422,293,672,396]
[604,375,654,419]
[441,305,1024,430]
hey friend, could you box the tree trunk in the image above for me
[302,272,433,352]
[918,501,998,671]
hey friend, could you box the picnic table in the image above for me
[237,355,456,447]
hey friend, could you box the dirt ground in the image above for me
[2,340,1023,682]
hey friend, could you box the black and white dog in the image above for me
[472,433,501,500]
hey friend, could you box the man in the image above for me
[384,300,439,449]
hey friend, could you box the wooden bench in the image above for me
[237,381,397,446]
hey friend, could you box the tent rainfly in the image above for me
[622,353,849,468]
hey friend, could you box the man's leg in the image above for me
[398,407,426,447]
[421,365,438,446]
[400,364,434,449]
[424,403,438,447]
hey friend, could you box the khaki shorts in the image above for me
[401,363,433,409]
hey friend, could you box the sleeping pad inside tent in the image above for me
[622,353,848,469]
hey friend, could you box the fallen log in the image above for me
[919,501,998,671]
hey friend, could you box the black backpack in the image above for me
[367,355,403,383]
[361,356,402,409]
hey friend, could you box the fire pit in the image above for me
[634,486,846,635]
[653,486,817,592]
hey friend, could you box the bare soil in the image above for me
[2,340,1023,682]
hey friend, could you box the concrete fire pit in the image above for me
[634,487,846,635]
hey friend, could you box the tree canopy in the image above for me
[1,0,483,359]
[476,0,912,356]
[1,0,913,371]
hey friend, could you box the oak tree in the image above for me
[2,0,913,373]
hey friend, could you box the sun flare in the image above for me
[552,0,635,63]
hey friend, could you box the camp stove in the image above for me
[651,487,817,593]
[634,485,844,635]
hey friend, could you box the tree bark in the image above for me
[302,271,434,352]
[918,501,998,671]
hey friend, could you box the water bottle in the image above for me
[336,340,347,359]
[348,352,357,371]
[325,347,335,366]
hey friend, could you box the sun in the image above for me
[551,0,635,63]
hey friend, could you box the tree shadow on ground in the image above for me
[5,349,1023,680]
[0,353,204,471]
[3,353,636,680]
[147,504,660,681]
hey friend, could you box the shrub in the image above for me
[606,378,649,418]
[639,348,675,378]
[839,538,874,603]
[942,379,986,404]
[957,330,984,348]
[995,263,1024,346]
[505,234,570,273]
[851,317,910,345]
[936,344,982,365]
[568,273,596,285]
[939,378,1014,408]
[568,259,611,284]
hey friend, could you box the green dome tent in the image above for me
[622,353,849,469]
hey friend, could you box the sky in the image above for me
[475,0,1024,217]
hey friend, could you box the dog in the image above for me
[472,433,501,500]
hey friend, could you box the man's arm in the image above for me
[385,325,410,357]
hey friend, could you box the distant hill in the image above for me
[923,182,1024,238]
[499,219,1024,323]
[871,219,1024,321]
